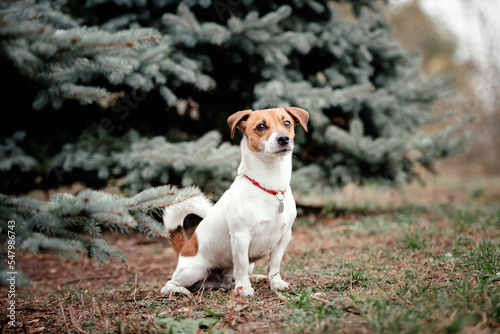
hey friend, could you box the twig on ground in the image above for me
[58,301,69,334]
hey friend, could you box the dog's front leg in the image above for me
[231,231,254,297]
[268,229,291,291]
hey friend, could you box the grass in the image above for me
[2,173,500,333]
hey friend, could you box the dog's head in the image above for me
[227,107,309,156]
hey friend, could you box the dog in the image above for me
[160,107,309,297]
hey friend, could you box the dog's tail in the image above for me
[163,195,213,256]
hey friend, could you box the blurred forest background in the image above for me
[389,0,499,174]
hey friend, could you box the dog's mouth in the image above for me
[271,147,293,155]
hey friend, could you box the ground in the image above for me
[1,160,500,333]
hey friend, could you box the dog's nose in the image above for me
[277,134,290,146]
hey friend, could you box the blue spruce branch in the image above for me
[0,185,204,264]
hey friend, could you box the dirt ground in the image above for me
[2,220,380,333]
[0,232,173,333]
[1,159,500,333]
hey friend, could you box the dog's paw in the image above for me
[250,274,267,284]
[235,285,255,297]
[270,279,290,291]
[160,281,191,296]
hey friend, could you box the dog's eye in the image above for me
[284,120,292,128]
[256,124,267,131]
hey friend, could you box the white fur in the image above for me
[161,125,297,297]
[162,195,213,231]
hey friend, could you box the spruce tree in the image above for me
[0,0,470,269]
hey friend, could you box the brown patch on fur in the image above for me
[284,107,309,132]
[227,107,309,142]
[244,109,297,152]
[180,232,198,257]
[227,108,309,152]
[168,226,188,256]
[228,109,252,139]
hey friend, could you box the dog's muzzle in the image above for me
[274,134,293,154]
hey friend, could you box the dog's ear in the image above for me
[285,107,309,132]
[228,109,253,139]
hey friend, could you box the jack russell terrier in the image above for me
[160,107,309,297]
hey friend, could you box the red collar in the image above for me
[244,175,287,196]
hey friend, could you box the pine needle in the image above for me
[58,301,70,334]
[68,305,85,333]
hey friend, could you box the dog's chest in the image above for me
[226,175,296,262]
[248,217,289,261]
